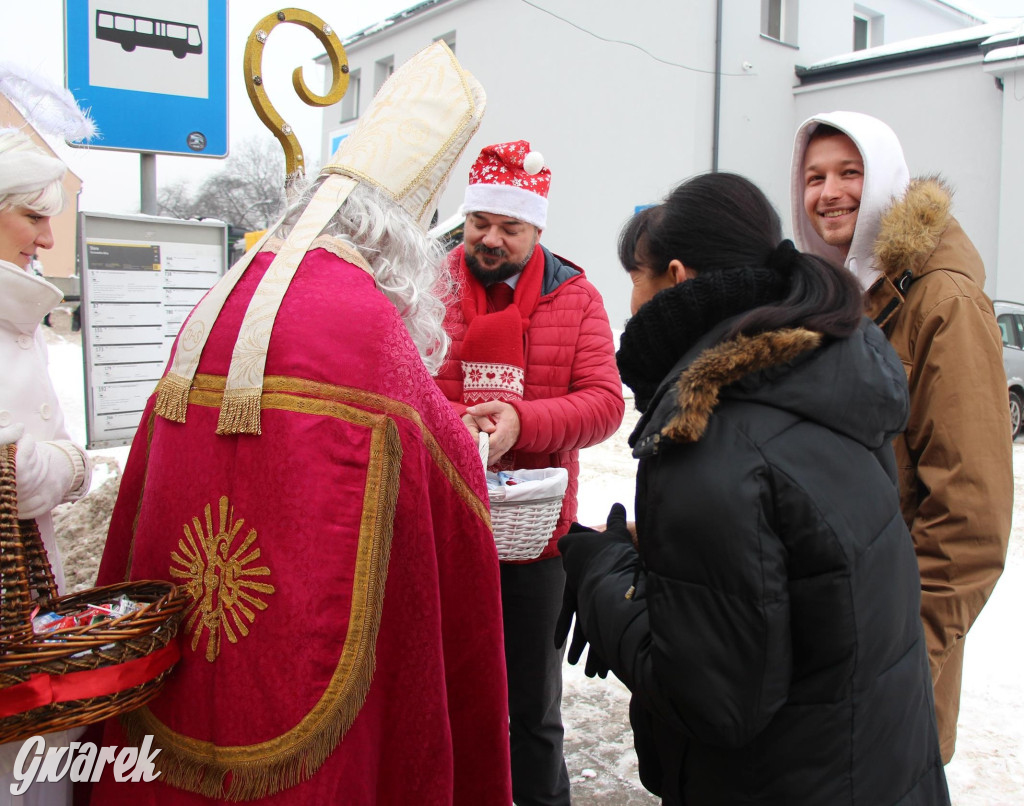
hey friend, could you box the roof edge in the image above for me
[796,38,986,84]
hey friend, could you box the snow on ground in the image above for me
[44,326,1024,803]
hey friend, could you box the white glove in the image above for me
[12,432,83,519]
[0,422,25,445]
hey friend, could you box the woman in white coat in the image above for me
[0,127,92,806]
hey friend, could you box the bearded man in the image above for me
[434,140,624,806]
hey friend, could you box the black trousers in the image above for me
[501,557,572,806]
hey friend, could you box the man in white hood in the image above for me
[791,111,1012,764]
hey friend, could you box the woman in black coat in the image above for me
[557,173,948,804]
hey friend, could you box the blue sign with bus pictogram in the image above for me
[65,0,228,156]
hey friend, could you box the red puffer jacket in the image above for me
[436,245,624,560]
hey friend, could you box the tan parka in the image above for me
[865,178,1012,762]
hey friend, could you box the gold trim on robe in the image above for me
[120,377,488,799]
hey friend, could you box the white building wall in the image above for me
[320,0,1003,326]
[796,0,872,61]
[715,0,842,217]
[791,59,1004,298]
[988,54,1024,302]
[716,0,988,212]
[871,0,987,42]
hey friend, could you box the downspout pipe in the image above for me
[712,0,723,172]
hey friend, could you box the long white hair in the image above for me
[276,179,452,375]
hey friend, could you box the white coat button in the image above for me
[16,335,32,349]
[0,411,11,427]
[40,403,52,420]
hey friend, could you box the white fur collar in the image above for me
[0,259,62,333]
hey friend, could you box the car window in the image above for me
[998,314,1021,348]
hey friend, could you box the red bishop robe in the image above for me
[88,243,512,805]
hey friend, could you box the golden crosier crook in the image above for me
[244,8,349,189]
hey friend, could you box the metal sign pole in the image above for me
[141,153,157,215]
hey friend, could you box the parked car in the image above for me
[994,300,1024,440]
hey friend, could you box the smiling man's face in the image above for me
[802,132,864,258]
[463,211,539,285]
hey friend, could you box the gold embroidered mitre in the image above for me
[322,40,487,229]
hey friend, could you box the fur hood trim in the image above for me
[663,328,822,443]
[875,177,952,280]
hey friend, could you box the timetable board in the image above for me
[79,213,227,449]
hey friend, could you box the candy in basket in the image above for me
[0,443,188,744]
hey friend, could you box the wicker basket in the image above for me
[0,442,189,744]
[480,434,569,561]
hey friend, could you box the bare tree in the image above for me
[158,136,287,232]
[157,179,198,222]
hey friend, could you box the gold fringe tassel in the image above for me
[216,388,263,435]
[154,374,192,423]
[121,701,375,801]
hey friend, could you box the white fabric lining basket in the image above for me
[479,433,568,561]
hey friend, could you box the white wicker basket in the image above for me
[479,434,568,561]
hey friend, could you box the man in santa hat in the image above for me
[435,140,624,805]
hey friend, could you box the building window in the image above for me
[854,15,869,50]
[340,69,360,122]
[853,5,884,51]
[434,30,456,55]
[374,56,394,94]
[762,0,782,39]
[761,0,797,45]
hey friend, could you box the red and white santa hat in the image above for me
[460,140,551,229]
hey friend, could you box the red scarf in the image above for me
[453,242,545,330]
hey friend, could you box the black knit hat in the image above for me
[617,265,789,411]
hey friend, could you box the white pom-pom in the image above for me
[523,151,544,175]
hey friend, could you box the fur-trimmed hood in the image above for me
[859,177,986,328]
[663,328,822,443]
[874,176,984,287]
[631,318,908,457]
[874,177,950,278]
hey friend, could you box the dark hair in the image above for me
[617,172,862,339]
[807,122,847,145]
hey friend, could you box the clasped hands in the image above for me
[554,502,634,679]
[462,401,520,466]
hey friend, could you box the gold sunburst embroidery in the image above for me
[170,496,275,662]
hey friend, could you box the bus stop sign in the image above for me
[64,0,228,156]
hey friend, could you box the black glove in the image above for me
[598,501,633,546]
[554,503,633,679]
[553,520,595,650]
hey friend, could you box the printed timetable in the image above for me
[79,214,227,449]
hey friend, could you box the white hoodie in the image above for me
[790,111,910,291]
